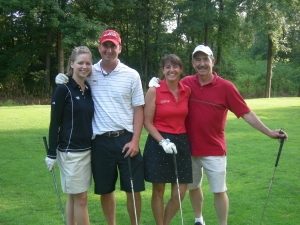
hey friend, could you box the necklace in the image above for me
[100,65,110,77]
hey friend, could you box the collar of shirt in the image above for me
[159,79,187,95]
[69,77,89,91]
[191,72,219,87]
[93,59,121,73]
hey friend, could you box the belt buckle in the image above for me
[110,131,120,137]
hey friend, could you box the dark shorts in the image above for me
[143,132,192,184]
[91,131,145,195]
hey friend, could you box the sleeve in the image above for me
[47,85,68,158]
[226,82,250,118]
[131,72,145,107]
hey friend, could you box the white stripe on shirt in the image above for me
[87,60,144,135]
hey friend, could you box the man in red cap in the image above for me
[91,29,145,225]
[55,29,145,225]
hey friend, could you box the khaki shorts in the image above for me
[57,151,92,194]
[188,156,227,193]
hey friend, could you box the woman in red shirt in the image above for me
[143,54,192,225]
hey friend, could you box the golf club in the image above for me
[259,130,286,225]
[172,153,184,225]
[42,136,66,225]
[127,156,139,225]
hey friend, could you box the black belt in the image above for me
[102,129,127,138]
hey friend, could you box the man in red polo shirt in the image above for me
[149,45,287,225]
[186,45,287,225]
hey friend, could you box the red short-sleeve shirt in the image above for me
[154,80,191,134]
[182,73,250,156]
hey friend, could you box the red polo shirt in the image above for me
[182,73,250,156]
[154,80,191,134]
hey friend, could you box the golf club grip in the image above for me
[42,136,49,154]
[172,154,178,177]
[275,138,285,167]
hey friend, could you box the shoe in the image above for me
[194,221,205,225]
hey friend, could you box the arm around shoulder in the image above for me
[55,73,69,84]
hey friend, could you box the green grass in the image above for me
[0,97,299,225]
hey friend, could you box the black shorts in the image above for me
[91,131,145,195]
[143,132,192,183]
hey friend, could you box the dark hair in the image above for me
[160,54,183,69]
[66,46,92,76]
[159,54,183,78]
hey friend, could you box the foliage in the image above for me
[233,54,300,98]
[0,0,107,98]
[0,0,300,99]
[240,0,300,97]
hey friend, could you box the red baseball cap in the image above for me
[98,29,121,46]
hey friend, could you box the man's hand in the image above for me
[122,141,140,158]
[45,156,56,171]
[159,139,177,154]
[148,77,160,88]
[55,73,69,84]
[278,129,288,140]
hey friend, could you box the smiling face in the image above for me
[192,51,215,79]
[161,54,183,82]
[162,61,182,82]
[98,41,122,63]
[71,53,92,80]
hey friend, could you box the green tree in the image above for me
[174,0,243,77]
[244,0,296,98]
[0,0,107,98]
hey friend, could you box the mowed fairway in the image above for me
[0,97,299,225]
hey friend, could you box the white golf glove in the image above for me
[148,77,160,88]
[55,73,69,84]
[159,139,177,154]
[45,156,56,171]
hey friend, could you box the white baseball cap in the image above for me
[192,45,213,57]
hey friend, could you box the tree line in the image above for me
[0,0,299,102]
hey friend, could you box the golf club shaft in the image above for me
[172,154,184,225]
[275,137,285,167]
[43,136,66,225]
[260,136,285,225]
[127,157,139,225]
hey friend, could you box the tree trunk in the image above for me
[203,0,209,44]
[57,31,64,73]
[215,0,224,73]
[142,0,150,83]
[44,32,51,94]
[265,34,273,98]
[204,23,209,45]
[45,53,51,94]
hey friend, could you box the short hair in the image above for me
[160,54,183,69]
[159,54,184,79]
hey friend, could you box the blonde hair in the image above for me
[66,46,92,76]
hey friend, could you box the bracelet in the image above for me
[159,138,170,146]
